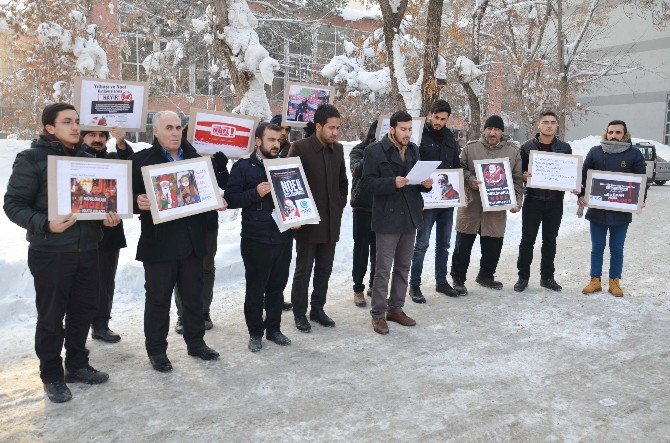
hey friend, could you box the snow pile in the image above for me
[455,56,484,84]
[143,40,185,74]
[568,135,670,159]
[339,7,381,21]
[321,55,391,94]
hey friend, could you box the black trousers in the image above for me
[142,252,205,356]
[92,248,120,330]
[516,198,563,280]
[291,241,336,317]
[28,249,99,382]
[241,238,293,337]
[352,210,376,292]
[450,232,504,282]
[175,227,218,318]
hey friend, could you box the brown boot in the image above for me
[386,310,416,327]
[353,291,366,307]
[582,276,602,294]
[372,317,389,335]
[608,278,624,297]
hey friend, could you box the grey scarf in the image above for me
[600,140,630,154]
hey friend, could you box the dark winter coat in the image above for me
[288,134,348,244]
[224,152,293,244]
[362,135,430,234]
[4,136,103,252]
[206,153,230,231]
[580,142,647,226]
[131,138,208,262]
[418,122,461,170]
[350,123,378,211]
[278,140,291,158]
[520,135,572,202]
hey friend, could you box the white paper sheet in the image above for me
[405,161,442,185]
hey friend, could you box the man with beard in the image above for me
[408,100,462,303]
[225,123,294,352]
[450,115,523,294]
[270,114,292,158]
[81,128,133,343]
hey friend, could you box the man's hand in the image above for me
[523,171,532,180]
[109,127,127,149]
[137,194,151,211]
[256,181,271,198]
[218,197,228,211]
[395,176,409,188]
[469,178,482,190]
[421,177,433,188]
[577,196,586,207]
[510,204,521,213]
[102,212,121,227]
[290,225,302,230]
[212,152,229,171]
[571,189,581,195]
[48,213,77,233]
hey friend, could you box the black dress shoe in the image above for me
[266,331,291,346]
[43,380,72,403]
[436,282,459,297]
[65,365,109,384]
[188,345,220,360]
[452,279,468,296]
[309,309,335,327]
[203,313,214,330]
[294,315,312,332]
[248,336,262,352]
[514,278,529,292]
[149,354,173,372]
[91,327,121,343]
[476,275,503,290]
[282,301,293,311]
[409,284,426,303]
[540,278,563,292]
[175,317,184,335]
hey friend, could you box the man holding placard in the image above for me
[513,111,573,293]
[4,103,121,403]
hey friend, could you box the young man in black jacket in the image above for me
[225,123,294,352]
[4,103,121,403]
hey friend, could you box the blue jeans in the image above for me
[409,208,454,286]
[589,221,629,279]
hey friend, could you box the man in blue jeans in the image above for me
[408,100,461,303]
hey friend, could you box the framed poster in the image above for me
[73,77,149,131]
[282,82,335,128]
[474,157,517,211]
[527,151,583,192]
[422,169,466,209]
[375,115,426,146]
[141,157,224,224]
[48,156,133,221]
[264,157,321,230]
[585,170,646,213]
[186,108,259,158]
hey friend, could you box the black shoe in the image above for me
[175,318,183,335]
[188,345,220,360]
[294,315,312,333]
[436,282,459,297]
[203,313,213,330]
[266,331,292,346]
[540,278,563,292]
[91,327,121,343]
[148,354,173,372]
[64,365,109,384]
[476,275,503,290]
[514,278,529,292]
[309,309,336,327]
[452,279,468,296]
[409,284,426,303]
[43,380,72,403]
[248,336,262,352]
[282,301,293,311]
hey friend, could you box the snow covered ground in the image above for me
[1,137,669,440]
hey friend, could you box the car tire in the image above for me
[654,180,667,186]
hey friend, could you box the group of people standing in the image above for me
[4,99,646,404]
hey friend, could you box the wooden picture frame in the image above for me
[281,82,335,128]
[527,151,583,192]
[186,108,259,158]
[422,169,466,209]
[474,157,517,211]
[375,115,426,146]
[585,169,647,213]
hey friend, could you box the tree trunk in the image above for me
[212,0,250,103]
[378,0,408,111]
[419,0,444,116]
[463,82,481,140]
[556,0,568,136]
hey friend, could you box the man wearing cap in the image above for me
[450,115,523,294]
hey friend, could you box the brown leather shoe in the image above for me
[353,291,366,307]
[386,310,416,326]
[371,317,389,335]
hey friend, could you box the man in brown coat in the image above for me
[450,115,523,294]
[288,104,348,332]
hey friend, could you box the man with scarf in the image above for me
[579,120,646,297]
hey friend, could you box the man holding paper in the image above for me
[362,111,433,334]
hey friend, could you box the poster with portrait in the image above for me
[47,157,133,221]
[375,115,426,146]
[74,77,149,131]
[474,158,517,211]
[141,157,224,224]
[585,170,646,213]
[422,169,466,209]
[527,151,583,192]
[186,108,259,158]
[282,82,335,128]
[264,157,320,230]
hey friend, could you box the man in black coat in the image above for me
[81,128,133,343]
[4,103,120,403]
[132,111,223,372]
[225,123,294,352]
[362,111,433,335]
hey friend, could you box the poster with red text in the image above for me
[186,108,259,158]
